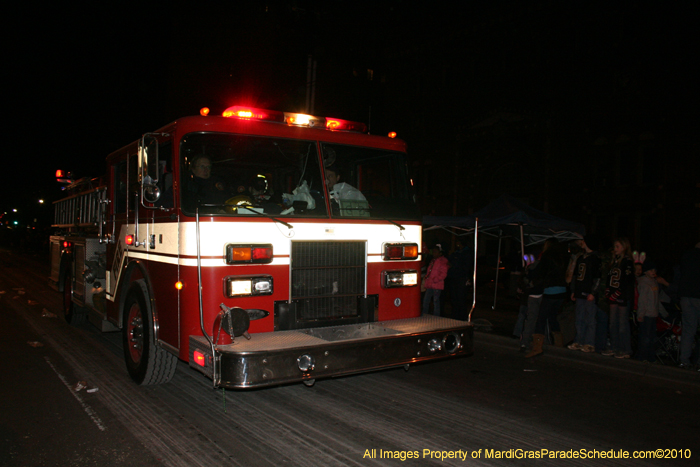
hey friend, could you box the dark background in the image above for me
[3,1,699,266]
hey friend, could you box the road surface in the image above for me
[1,248,698,466]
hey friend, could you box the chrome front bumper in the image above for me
[189,316,474,389]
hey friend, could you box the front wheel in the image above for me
[122,280,177,385]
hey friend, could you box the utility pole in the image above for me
[305,55,317,114]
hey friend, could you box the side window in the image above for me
[156,142,173,208]
[128,154,139,210]
[114,160,128,214]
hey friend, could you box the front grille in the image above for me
[291,241,365,322]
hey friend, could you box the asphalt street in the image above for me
[1,248,699,466]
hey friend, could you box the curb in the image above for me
[473,329,700,387]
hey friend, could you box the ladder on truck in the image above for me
[53,186,107,233]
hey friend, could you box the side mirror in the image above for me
[143,185,161,203]
[139,134,161,204]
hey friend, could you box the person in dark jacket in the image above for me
[526,239,568,357]
[182,155,229,212]
[678,242,700,369]
[568,235,602,353]
[602,237,635,358]
[447,239,473,321]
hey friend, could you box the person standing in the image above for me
[603,238,635,358]
[515,251,544,352]
[678,242,700,369]
[447,239,473,320]
[526,239,567,357]
[568,235,602,353]
[636,260,661,363]
[422,244,449,316]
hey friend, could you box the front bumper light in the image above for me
[224,275,274,297]
[382,270,418,288]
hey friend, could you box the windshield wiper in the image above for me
[200,203,294,229]
[382,218,405,230]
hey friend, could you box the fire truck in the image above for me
[49,105,473,389]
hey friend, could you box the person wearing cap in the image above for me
[422,244,449,316]
[636,259,660,362]
[568,235,602,353]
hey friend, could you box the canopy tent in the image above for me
[424,194,586,309]
[425,194,585,245]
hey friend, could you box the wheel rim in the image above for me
[127,303,144,364]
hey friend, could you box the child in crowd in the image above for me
[636,259,660,362]
[422,244,449,316]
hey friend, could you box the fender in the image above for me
[114,258,163,345]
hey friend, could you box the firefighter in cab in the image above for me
[183,155,229,211]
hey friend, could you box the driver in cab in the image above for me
[183,155,228,211]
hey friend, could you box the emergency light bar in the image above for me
[55,169,73,184]
[222,106,285,122]
[221,105,368,133]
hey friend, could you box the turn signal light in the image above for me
[225,244,273,264]
[383,243,419,260]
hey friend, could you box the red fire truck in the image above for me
[49,105,473,389]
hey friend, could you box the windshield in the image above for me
[180,133,327,217]
[178,133,419,220]
[321,143,420,220]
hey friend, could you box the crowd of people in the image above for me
[513,236,700,370]
[422,236,700,371]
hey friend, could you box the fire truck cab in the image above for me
[49,106,473,389]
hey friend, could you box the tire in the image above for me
[63,270,86,326]
[122,280,177,385]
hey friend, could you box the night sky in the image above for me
[4,1,698,244]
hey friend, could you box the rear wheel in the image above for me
[62,269,86,325]
[122,280,177,385]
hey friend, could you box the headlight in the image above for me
[382,270,418,288]
[224,275,274,297]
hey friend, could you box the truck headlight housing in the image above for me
[224,275,274,297]
[382,270,418,288]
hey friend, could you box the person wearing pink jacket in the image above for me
[422,244,449,316]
